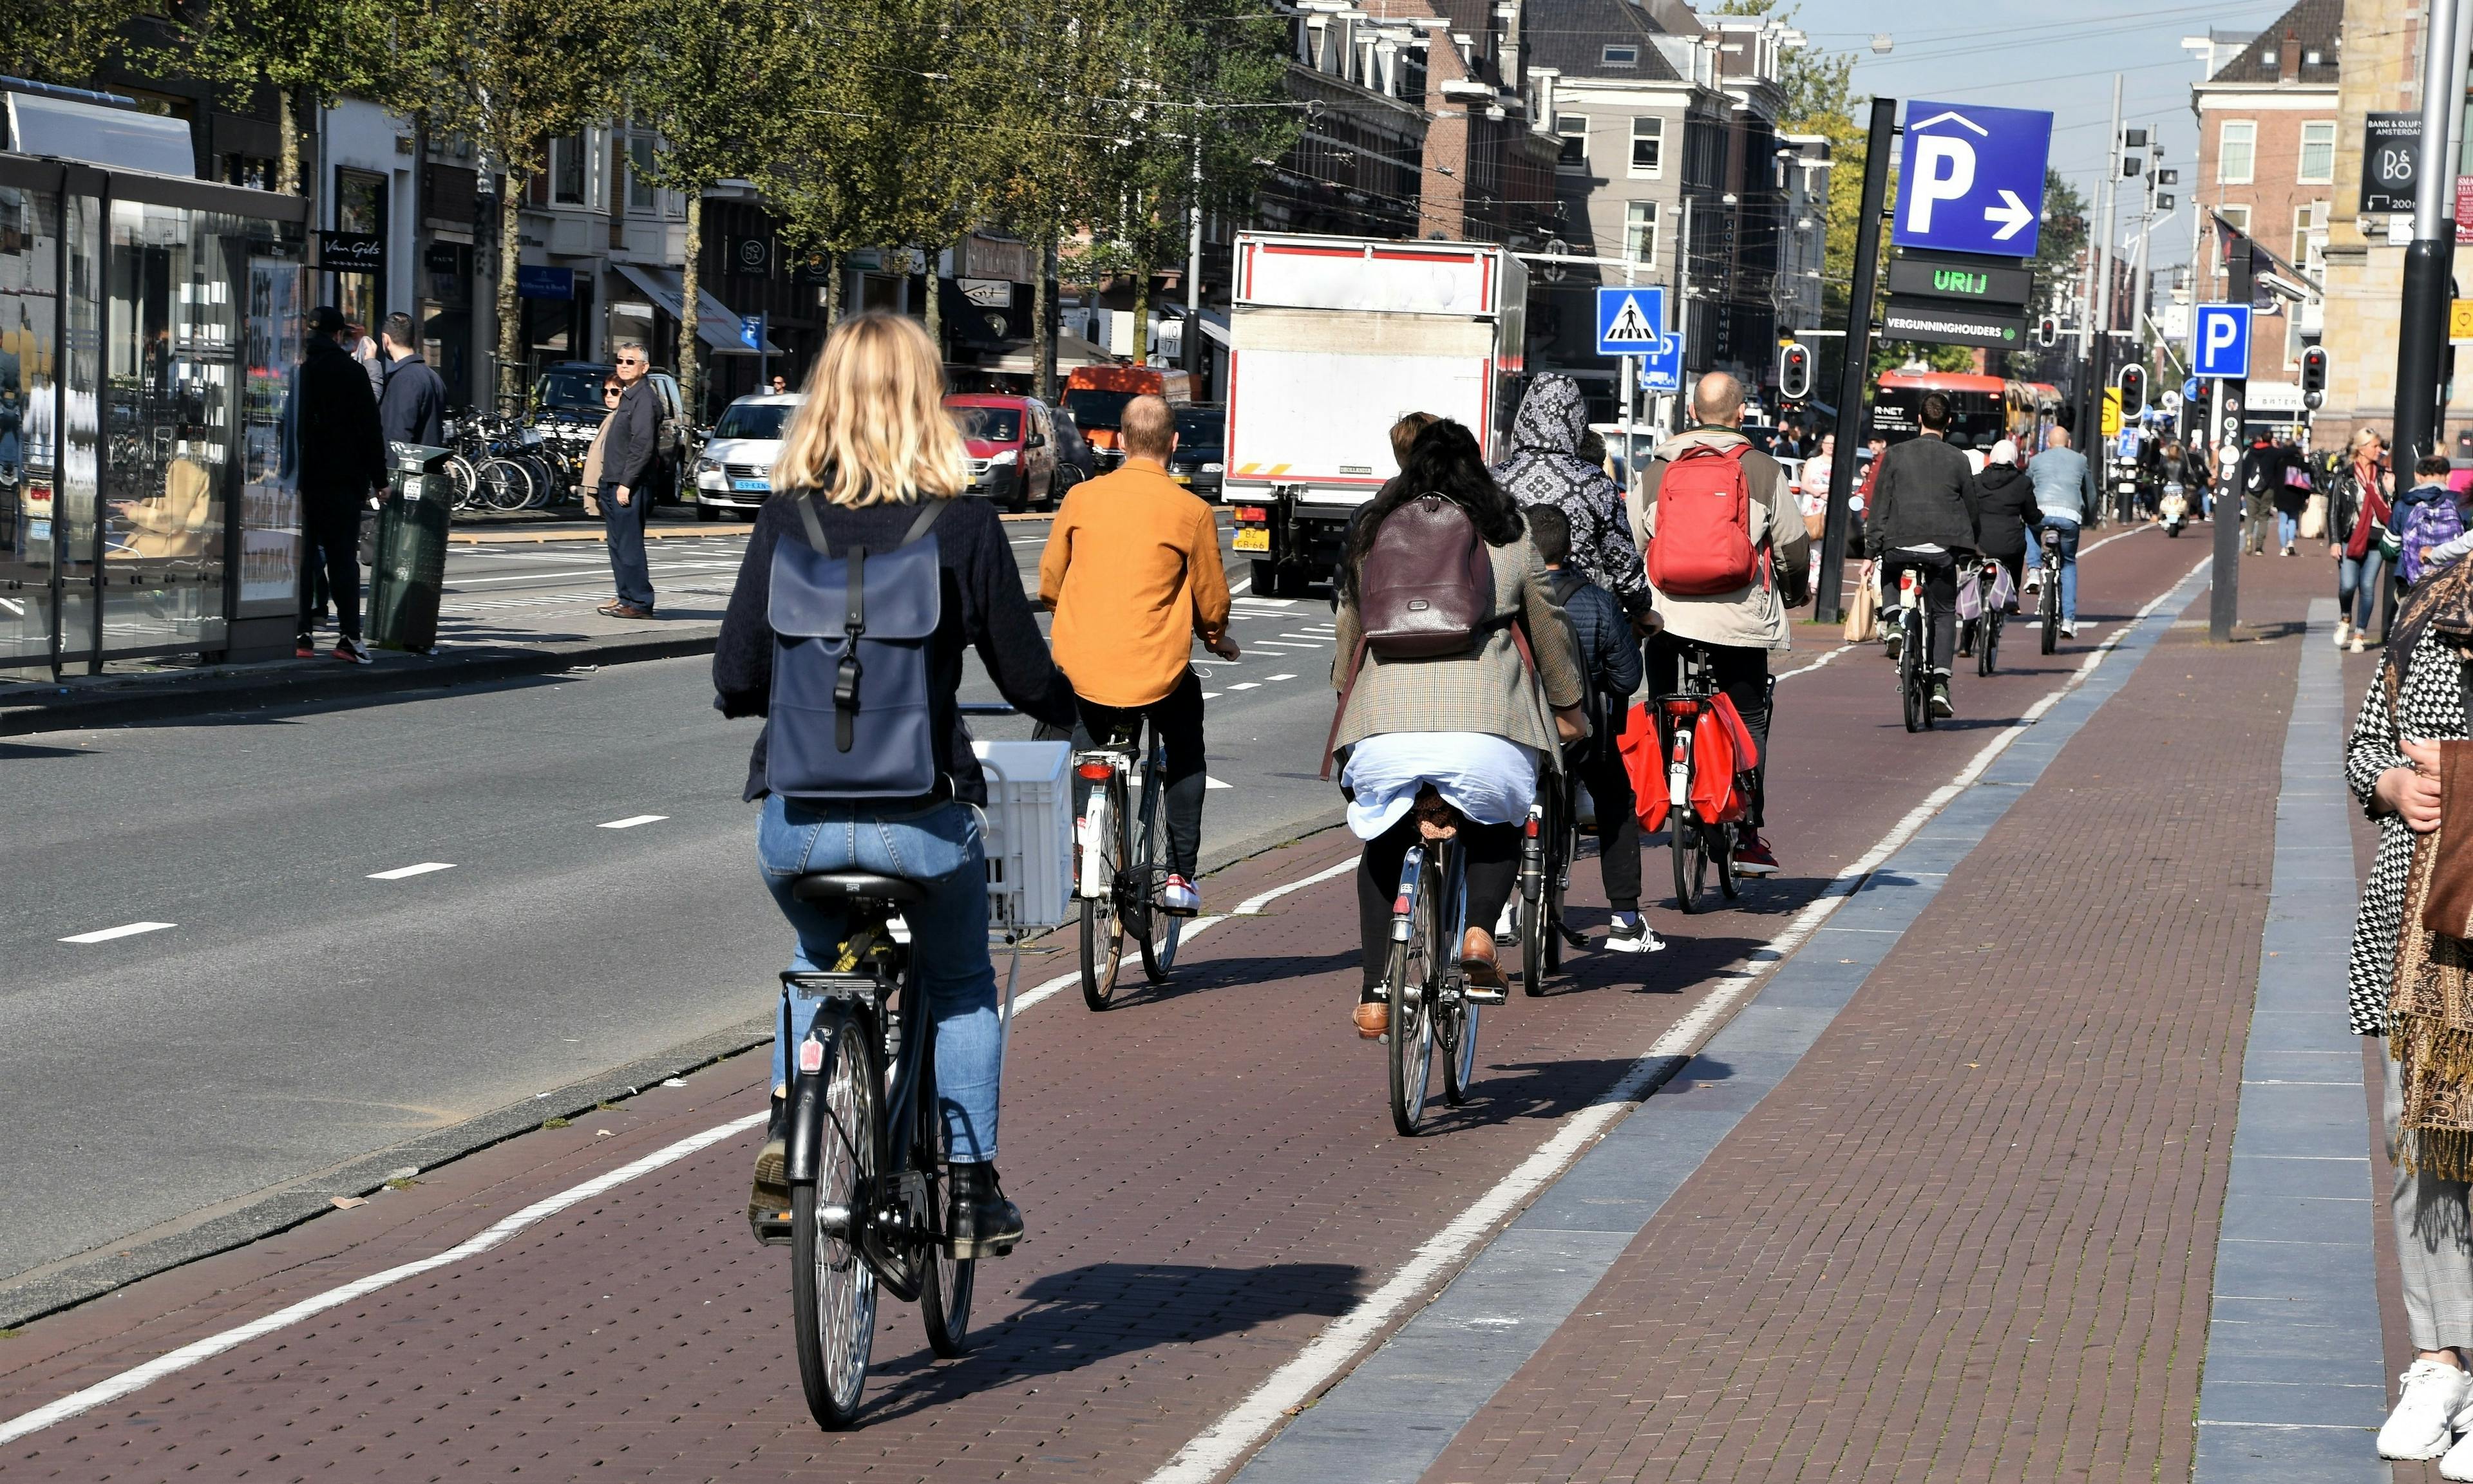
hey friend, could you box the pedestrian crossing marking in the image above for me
[1602,295,1657,344]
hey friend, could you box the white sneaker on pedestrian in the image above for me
[2379,1358,2472,1460]
[2062,622,2079,639]
[1495,902,1518,940]
[2442,1426,2473,1480]
[2335,619,2354,648]
[2353,635,2370,654]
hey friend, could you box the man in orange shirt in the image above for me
[1038,394,1239,914]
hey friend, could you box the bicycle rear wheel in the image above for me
[915,1032,974,1358]
[1441,982,1479,1105]
[1900,617,1926,733]
[1518,805,1549,996]
[1978,608,2000,677]
[1387,852,1438,1136]
[792,1004,880,1430]
[441,455,478,512]
[1546,784,1575,972]
[477,457,531,511]
[1137,761,1178,982]
[1079,773,1126,1010]
[2040,564,2060,654]
[1671,813,1701,914]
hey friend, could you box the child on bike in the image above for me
[1527,506,1658,953]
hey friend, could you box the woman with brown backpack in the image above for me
[1326,419,1589,1035]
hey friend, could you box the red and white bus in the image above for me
[1870,371,2036,450]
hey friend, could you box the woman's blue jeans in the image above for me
[756,794,1003,1162]
[2341,550,2386,633]
[2277,510,2300,549]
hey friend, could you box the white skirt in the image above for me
[1341,731,1542,840]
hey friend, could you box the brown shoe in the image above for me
[1459,955,1509,1004]
[1352,1000,1389,1039]
[747,1138,792,1246]
[603,603,656,620]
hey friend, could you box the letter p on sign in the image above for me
[1905,137,1976,234]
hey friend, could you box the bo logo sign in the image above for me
[1893,100,2054,258]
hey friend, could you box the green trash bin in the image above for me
[368,442,453,653]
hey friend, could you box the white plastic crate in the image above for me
[972,740,1073,931]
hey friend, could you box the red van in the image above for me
[943,393,1060,512]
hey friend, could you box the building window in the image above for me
[1629,117,1663,177]
[627,135,658,212]
[2218,120,2255,184]
[1600,44,1637,67]
[551,133,587,205]
[1624,201,1657,268]
[1556,114,1587,170]
[2298,120,2335,183]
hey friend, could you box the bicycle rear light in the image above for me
[1076,761,1113,781]
[797,1037,825,1074]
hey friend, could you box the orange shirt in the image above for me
[1038,459,1231,708]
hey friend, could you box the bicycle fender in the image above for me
[784,1004,855,1187]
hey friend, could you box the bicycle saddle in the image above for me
[789,870,931,906]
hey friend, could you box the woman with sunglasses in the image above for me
[578,380,620,516]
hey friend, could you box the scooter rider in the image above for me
[1864,391,1980,719]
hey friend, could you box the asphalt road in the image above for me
[0,511,1342,1290]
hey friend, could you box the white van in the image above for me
[689,393,802,520]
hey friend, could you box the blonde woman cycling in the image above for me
[715,312,1078,1255]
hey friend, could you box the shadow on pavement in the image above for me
[1417,1055,1658,1135]
[862,1260,1365,1418]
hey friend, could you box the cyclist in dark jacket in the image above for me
[1969,438,2043,605]
[1528,504,1654,953]
[1864,393,1980,717]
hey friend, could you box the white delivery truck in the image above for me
[1224,232,1528,597]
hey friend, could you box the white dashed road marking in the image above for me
[598,815,668,830]
[368,863,457,881]
[59,921,176,945]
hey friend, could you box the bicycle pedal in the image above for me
[748,1208,794,1247]
[948,1232,1022,1260]
[1463,984,1508,1006]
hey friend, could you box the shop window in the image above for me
[332,167,386,332]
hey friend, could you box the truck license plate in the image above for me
[1233,528,1269,552]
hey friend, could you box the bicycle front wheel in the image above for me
[792,1006,880,1430]
[1387,854,1438,1136]
[1979,609,2000,677]
[1671,814,1700,914]
[477,457,531,511]
[915,1032,974,1358]
[1441,986,1479,1106]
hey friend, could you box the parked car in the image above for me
[1169,402,1226,501]
[528,361,687,504]
[943,392,1058,512]
[689,393,802,520]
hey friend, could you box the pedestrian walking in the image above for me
[1633,370,1805,865]
[598,341,660,619]
[289,305,386,664]
[348,321,384,401]
[1331,417,1587,1029]
[2395,456,2467,590]
[2238,431,2289,556]
[2273,438,2313,555]
[2349,555,2473,1474]
[374,313,445,448]
[2335,429,2394,652]
[1493,374,1655,629]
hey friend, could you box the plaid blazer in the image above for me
[1330,532,1587,758]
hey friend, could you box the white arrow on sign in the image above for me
[1983,188,2034,241]
[1909,109,1990,137]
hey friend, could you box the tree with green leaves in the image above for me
[155,0,393,194]
[399,0,630,406]
[0,0,148,89]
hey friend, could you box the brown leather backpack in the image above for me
[1358,493,1495,657]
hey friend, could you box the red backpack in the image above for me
[1645,442,1761,596]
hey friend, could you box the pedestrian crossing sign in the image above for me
[1596,286,1667,358]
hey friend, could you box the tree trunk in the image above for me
[497,167,525,410]
[1032,242,1053,403]
[679,191,703,423]
[276,85,300,196]
[922,241,943,362]
[825,253,844,325]
[1131,270,1150,364]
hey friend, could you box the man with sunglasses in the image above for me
[598,343,660,618]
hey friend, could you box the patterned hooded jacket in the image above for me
[1492,376,1652,614]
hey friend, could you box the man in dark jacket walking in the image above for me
[375,312,446,447]
[291,304,386,662]
[1864,392,1979,717]
[598,341,660,617]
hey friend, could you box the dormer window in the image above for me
[1602,43,1638,67]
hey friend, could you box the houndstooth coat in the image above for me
[2346,630,2468,1035]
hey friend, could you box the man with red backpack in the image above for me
[1631,371,1809,876]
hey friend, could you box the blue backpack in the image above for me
[2402,494,2465,587]
[765,494,947,800]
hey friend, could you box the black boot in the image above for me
[947,1161,1025,1259]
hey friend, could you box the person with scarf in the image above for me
[2350,556,2473,1467]
[1492,375,1654,631]
[2333,429,2394,653]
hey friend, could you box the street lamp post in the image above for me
[2394,0,2463,465]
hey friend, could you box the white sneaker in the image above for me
[2335,619,2354,648]
[1495,903,1518,940]
[2061,622,2080,639]
[2380,1358,2472,1460]
[2443,1427,2473,1480]
[2353,635,2370,654]
[1157,874,1201,916]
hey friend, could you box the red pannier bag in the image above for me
[1614,694,1760,834]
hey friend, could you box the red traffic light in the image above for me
[1777,341,1812,400]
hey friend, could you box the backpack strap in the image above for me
[794,491,831,556]
[835,543,869,753]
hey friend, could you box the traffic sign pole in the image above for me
[2396,0,2465,469]
[1817,96,1896,626]
[2211,243,2252,643]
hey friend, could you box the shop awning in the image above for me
[610,261,785,355]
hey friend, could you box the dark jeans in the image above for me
[599,479,654,610]
[1356,812,1521,993]
[1577,709,1642,913]
[1646,632,1774,828]
[1070,668,1207,879]
[296,491,364,643]
[1881,550,1962,677]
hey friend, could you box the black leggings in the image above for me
[1356,812,1520,994]
[1070,669,1208,879]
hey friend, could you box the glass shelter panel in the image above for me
[0,185,59,669]
[58,191,97,664]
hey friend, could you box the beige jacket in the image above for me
[1330,532,1587,758]
[1629,426,1807,653]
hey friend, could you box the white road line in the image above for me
[598,815,668,830]
[1264,673,1297,682]
[1137,555,2210,1484]
[1774,643,1854,681]
[1229,574,1253,596]
[1207,776,1233,790]
[367,862,456,881]
[1229,682,1260,691]
[0,1111,766,1449]
[59,921,176,945]
[1201,692,1222,700]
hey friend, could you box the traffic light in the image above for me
[2118,362,2147,418]
[2301,346,2328,409]
[2187,379,2213,437]
[1777,341,1812,400]
[2036,315,2058,348]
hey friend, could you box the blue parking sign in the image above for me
[1642,325,1686,393]
[1893,100,2054,258]
[2192,304,2251,379]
